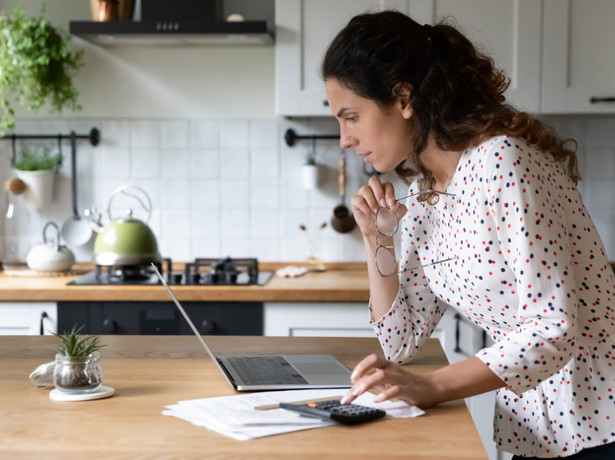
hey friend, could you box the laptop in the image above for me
[151,264,352,391]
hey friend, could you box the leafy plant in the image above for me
[0,4,84,134]
[51,325,104,358]
[12,144,62,171]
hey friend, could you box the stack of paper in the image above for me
[163,389,424,440]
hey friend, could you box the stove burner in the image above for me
[68,257,272,286]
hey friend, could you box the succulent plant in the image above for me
[51,325,104,358]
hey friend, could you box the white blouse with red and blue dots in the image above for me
[370,136,615,458]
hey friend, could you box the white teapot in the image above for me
[27,222,75,272]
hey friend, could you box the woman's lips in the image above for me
[358,152,372,163]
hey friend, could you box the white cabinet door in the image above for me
[0,302,57,335]
[275,0,541,116]
[264,302,373,337]
[275,0,406,117]
[542,0,615,113]
[409,0,541,113]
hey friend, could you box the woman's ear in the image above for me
[393,82,413,119]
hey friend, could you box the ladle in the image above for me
[330,151,356,233]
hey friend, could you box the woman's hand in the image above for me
[351,176,407,237]
[341,353,439,408]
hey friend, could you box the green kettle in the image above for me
[92,185,160,266]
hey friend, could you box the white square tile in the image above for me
[251,238,281,261]
[160,237,191,261]
[131,149,160,179]
[102,120,131,147]
[161,179,190,209]
[221,120,249,149]
[251,208,281,238]
[191,208,220,238]
[280,238,308,262]
[221,239,252,258]
[221,180,249,208]
[249,120,279,149]
[221,209,251,238]
[281,208,311,238]
[161,209,191,238]
[99,146,131,180]
[161,120,189,149]
[190,149,220,179]
[220,149,250,179]
[192,238,221,258]
[190,120,220,149]
[280,179,310,209]
[586,117,615,148]
[131,120,160,149]
[190,180,220,209]
[584,148,615,179]
[250,180,280,209]
[250,148,279,180]
[161,149,190,178]
[584,179,615,208]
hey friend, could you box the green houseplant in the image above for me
[51,325,105,393]
[0,4,84,135]
[12,144,62,171]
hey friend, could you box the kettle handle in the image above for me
[107,185,152,223]
[42,222,61,249]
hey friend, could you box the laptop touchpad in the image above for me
[286,355,351,385]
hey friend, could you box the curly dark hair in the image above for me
[321,10,579,194]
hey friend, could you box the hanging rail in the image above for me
[284,128,339,147]
[1,127,100,146]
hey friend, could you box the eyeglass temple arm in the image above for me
[400,256,458,273]
[395,190,456,202]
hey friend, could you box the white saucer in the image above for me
[50,385,115,401]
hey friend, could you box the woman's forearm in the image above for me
[363,234,401,321]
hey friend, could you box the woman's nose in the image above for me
[339,132,355,149]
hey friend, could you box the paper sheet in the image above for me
[163,389,424,440]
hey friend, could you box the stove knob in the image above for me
[103,318,117,333]
[173,273,183,284]
[192,273,201,284]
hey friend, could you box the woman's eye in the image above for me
[345,116,358,122]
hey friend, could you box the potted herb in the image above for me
[51,325,104,394]
[11,144,63,209]
[301,141,321,189]
[0,4,84,135]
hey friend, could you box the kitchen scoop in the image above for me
[330,152,356,233]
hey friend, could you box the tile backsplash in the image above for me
[2,115,615,263]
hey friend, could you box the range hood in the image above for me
[69,20,274,47]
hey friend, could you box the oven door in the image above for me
[57,301,263,335]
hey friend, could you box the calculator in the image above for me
[279,399,386,425]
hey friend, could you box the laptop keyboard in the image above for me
[224,356,309,385]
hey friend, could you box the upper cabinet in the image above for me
[275,0,406,117]
[542,0,615,113]
[275,0,541,117]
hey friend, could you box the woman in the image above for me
[322,10,615,460]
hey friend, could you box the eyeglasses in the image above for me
[375,190,456,277]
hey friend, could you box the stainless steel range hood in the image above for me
[69,20,274,47]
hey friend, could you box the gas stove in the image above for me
[67,257,273,286]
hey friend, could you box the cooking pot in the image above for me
[27,222,75,272]
[92,185,160,266]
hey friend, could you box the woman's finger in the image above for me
[373,384,401,403]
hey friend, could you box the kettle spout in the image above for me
[84,208,103,233]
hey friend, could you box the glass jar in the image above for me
[53,351,102,394]
[2,189,30,268]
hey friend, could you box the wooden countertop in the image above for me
[0,262,370,303]
[0,335,487,459]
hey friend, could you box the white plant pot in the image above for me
[14,169,56,210]
[301,164,321,190]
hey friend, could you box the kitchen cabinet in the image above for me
[275,0,541,116]
[0,302,57,335]
[264,302,373,336]
[275,0,406,117]
[542,0,615,113]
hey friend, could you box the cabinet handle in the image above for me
[39,311,49,335]
[590,97,615,104]
[103,318,117,333]
[322,100,329,106]
[454,313,462,353]
[201,319,216,334]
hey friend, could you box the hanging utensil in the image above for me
[330,150,356,233]
[61,132,93,247]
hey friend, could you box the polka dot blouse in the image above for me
[370,136,615,458]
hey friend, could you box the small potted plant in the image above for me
[51,325,104,394]
[0,4,83,135]
[11,144,63,209]
[301,143,321,190]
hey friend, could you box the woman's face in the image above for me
[325,78,414,172]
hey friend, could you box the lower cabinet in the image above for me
[0,302,57,335]
[264,302,373,337]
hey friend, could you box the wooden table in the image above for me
[0,336,487,459]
